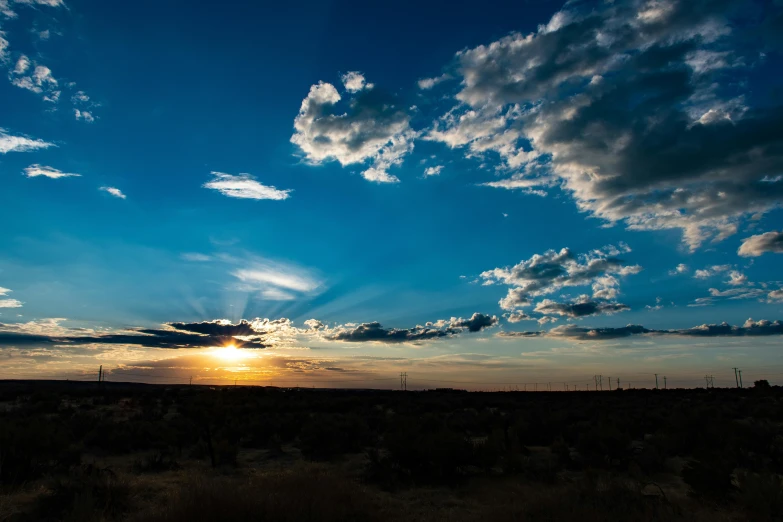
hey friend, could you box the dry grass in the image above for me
[131,464,379,522]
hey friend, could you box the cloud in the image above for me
[203,172,291,200]
[181,253,211,262]
[694,264,732,279]
[341,71,372,93]
[669,263,689,275]
[23,164,80,179]
[165,319,293,338]
[448,312,499,332]
[304,319,324,330]
[725,270,748,286]
[100,186,126,199]
[0,286,22,308]
[426,0,783,249]
[418,73,452,90]
[500,318,783,340]
[327,312,497,344]
[9,57,60,102]
[423,165,443,177]
[505,311,532,323]
[768,290,783,303]
[74,109,95,122]
[231,258,322,300]
[1,0,65,18]
[533,296,629,318]
[0,31,8,62]
[0,128,54,153]
[291,78,416,183]
[480,244,641,316]
[738,230,783,257]
[0,321,269,349]
[328,322,457,343]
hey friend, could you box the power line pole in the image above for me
[705,375,714,388]
[616,377,620,390]
[663,376,667,389]
[733,367,739,388]
[400,372,407,391]
[655,373,659,390]
[738,370,743,389]
[98,365,102,384]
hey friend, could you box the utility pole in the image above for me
[704,375,714,388]
[663,376,667,389]
[738,370,743,388]
[616,378,620,390]
[655,373,659,390]
[400,372,407,391]
[608,377,611,391]
[98,365,102,384]
[733,367,739,388]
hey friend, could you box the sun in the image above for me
[212,344,254,362]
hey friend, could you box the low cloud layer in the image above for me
[327,313,498,344]
[500,318,783,341]
[0,313,499,349]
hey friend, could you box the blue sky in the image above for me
[1,0,782,388]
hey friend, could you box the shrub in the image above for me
[133,466,376,522]
[681,458,736,501]
[736,470,783,521]
[32,465,132,522]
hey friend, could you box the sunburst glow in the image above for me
[211,344,255,362]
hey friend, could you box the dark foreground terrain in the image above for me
[1,380,782,521]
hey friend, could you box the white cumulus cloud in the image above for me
[203,172,291,200]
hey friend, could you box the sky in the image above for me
[1,0,782,390]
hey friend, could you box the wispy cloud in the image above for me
[0,128,54,154]
[423,165,443,177]
[100,186,126,199]
[181,253,212,262]
[24,164,80,179]
[9,56,60,102]
[203,172,291,200]
[74,109,95,122]
[0,287,22,308]
[1,0,65,19]
[232,259,322,300]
